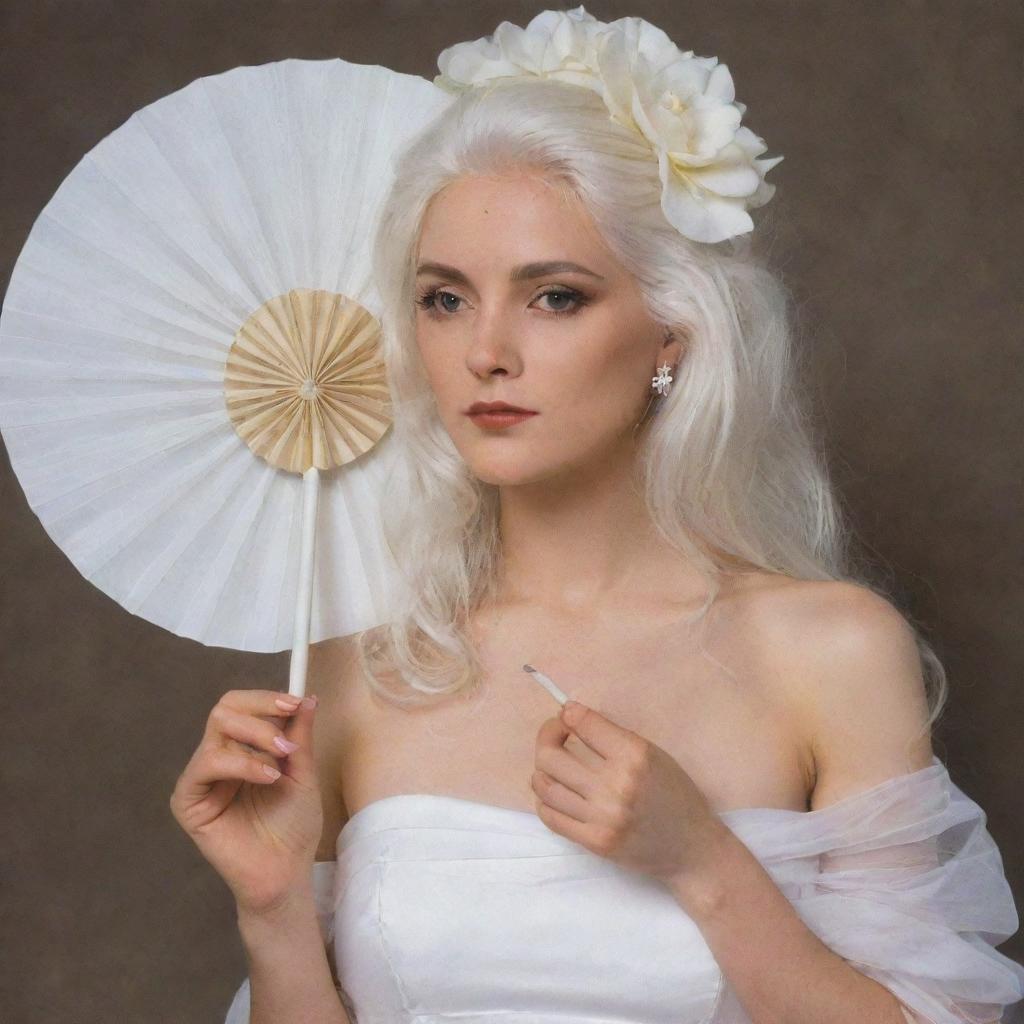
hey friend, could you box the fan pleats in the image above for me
[0,58,451,651]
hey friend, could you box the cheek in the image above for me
[554,337,649,428]
[415,337,482,444]
[415,313,650,437]
[415,334,456,398]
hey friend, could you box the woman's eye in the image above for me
[537,288,585,314]
[414,287,587,317]
[415,288,462,314]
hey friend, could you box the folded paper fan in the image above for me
[0,58,452,676]
[224,287,391,474]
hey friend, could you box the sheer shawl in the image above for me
[711,756,1024,1023]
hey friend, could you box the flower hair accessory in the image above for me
[434,5,783,245]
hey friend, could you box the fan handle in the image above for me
[287,467,321,698]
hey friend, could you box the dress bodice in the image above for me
[329,792,753,1024]
[224,757,1024,1024]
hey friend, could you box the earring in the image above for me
[651,362,674,398]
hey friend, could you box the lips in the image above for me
[466,401,537,415]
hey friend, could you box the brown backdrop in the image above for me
[2,2,1021,1021]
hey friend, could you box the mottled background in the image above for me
[1,1,1021,1020]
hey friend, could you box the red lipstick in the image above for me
[465,400,538,429]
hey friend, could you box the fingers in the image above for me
[185,743,285,795]
[203,688,304,739]
[532,767,590,824]
[205,688,320,786]
[535,714,572,749]
[208,702,302,762]
[169,690,314,825]
[169,740,281,830]
[535,740,594,799]
[274,693,319,786]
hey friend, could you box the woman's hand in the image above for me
[531,700,728,886]
[169,689,324,917]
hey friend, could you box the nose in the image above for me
[464,312,522,381]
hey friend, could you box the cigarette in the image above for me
[521,663,572,706]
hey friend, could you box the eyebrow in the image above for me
[415,260,606,284]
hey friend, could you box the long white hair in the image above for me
[354,79,947,739]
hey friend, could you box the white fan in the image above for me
[0,58,451,691]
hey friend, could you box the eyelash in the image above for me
[414,286,588,318]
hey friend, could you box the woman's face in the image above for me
[413,171,682,486]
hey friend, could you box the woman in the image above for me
[170,9,1024,1023]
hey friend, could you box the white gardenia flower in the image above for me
[598,26,783,243]
[434,5,607,94]
[433,4,783,245]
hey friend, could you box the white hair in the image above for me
[354,79,946,741]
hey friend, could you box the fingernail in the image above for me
[273,736,299,754]
[301,695,318,710]
[275,697,301,711]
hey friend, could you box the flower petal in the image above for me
[660,152,755,243]
[689,157,761,198]
[433,5,781,245]
[704,63,736,105]
[609,13,690,75]
[596,29,640,129]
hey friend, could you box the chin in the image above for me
[458,447,532,483]
[453,424,607,486]
[466,464,538,487]
[463,453,571,488]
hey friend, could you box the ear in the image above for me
[661,326,686,368]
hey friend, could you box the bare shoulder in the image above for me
[305,630,377,861]
[731,575,934,809]
[728,574,916,654]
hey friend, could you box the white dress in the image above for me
[224,756,1024,1023]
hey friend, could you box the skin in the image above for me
[416,172,680,473]
[409,169,745,876]
[171,166,932,1023]
[352,171,933,1022]
[354,168,925,860]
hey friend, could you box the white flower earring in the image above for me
[651,362,674,397]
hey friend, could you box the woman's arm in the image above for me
[239,637,355,1024]
[665,584,944,1024]
[666,823,913,1024]
[238,891,350,1024]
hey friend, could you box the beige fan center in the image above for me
[224,288,392,473]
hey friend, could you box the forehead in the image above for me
[418,172,612,265]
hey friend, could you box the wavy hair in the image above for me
[353,79,947,742]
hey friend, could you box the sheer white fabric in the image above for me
[709,756,1023,1023]
[224,756,1023,1023]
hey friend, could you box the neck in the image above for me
[493,438,709,615]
